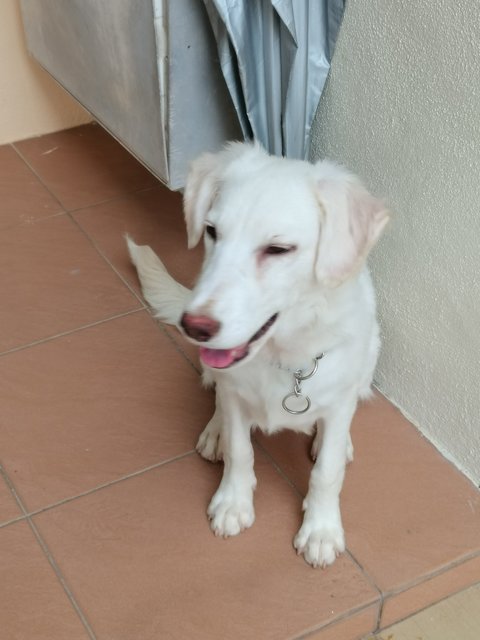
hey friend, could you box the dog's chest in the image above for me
[222,360,336,434]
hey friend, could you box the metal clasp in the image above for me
[281,353,324,415]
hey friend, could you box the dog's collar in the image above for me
[269,352,324,374]
[279,353,325,415]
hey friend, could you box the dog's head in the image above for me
[180,143,389,369]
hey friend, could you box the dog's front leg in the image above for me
[294,395,357,568]
[207,395,256,537]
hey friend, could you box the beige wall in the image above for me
[311,0,480,484]
[0,0,91,144]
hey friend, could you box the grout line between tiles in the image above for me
[11,143,66,210]
[129,308,202,378]
[370,551,480,634]
[0,463,28,512]
[162,326,203,375]
[68,208,202,375]
[2,209,68,233]
[66,207,204,378]
[0,464,97,639]
[21,450,197,520]
[70,215,201,378]
[373,591,384,633]
[11,141,160,214]
[374,580,480,637]
[65,184,161,216]
[290,601,380,640]
[70,209,202,377]
[254,437,303,499]
[0,514,27,529]
[345,550,384,627]
[0,308,145,359]
[0,465,28,529]
[381,547,480,601]
[66,211,147,305]
[25,518,97,639]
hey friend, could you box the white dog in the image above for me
[127,142,389,568]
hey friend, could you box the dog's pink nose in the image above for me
[180,313,221,342]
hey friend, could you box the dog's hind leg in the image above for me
[358,323,381,401]
[310,422,322,461]
[196,402,224,463]
[346,432,354,463]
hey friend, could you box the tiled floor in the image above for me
[1,123,479,639]
[367,582,480,640]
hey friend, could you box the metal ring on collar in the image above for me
[282,392,311,415]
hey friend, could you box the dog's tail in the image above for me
[126,235,190,325]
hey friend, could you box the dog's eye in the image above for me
[263,245,295,256]
[205,224,217,241]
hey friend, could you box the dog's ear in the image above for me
[183,152,222,249]
[314,162,390,287]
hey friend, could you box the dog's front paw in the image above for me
[207,487,255,537]
[294,517,345,568]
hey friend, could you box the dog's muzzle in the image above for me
[198,313,278,369]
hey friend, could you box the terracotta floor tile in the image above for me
[72,184,204,291]
[0,475,22,525]
[164,325,203,372]
[0,214,140,353]
[307,605,379,640]
[14,123,158,210]
[380,553,480,629]
[0,145,63,230]
[256,393,480,595]
[1,312,214,511]
[34,452,379,640]
[0,520,89,639]
[376,582,480,640]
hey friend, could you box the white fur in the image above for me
[127,142,389,568]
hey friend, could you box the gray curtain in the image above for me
[202,0,345,159]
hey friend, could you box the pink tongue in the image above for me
[199,344,249,369]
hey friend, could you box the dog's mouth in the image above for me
[199,314,278,369]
